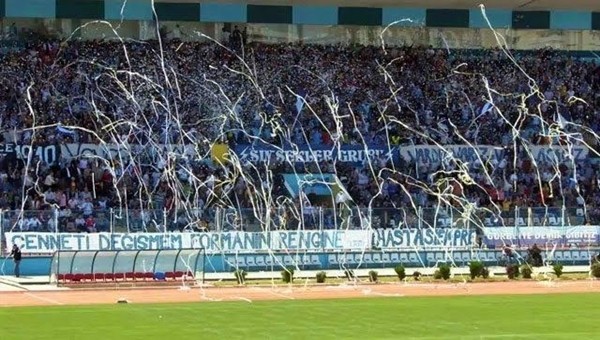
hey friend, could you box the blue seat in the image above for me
[579,251,591,263]
[561,251,572,264]
[426,252,436,266]
[372,253,381,264]
[571,251,580,262]
[283,256,295,267]
[360,253,373,264]
[434,252,445,262]
[489,251,500,264]
[552,250,563,262]
[399,252,409,264]
[452,252,463,265]
[408,253,420,266]
[381,252,390,264]
[462,251,472,264]
[231,256,245,268]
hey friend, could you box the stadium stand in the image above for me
[0,40,599,233]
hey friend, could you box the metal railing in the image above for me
[0,206,592,235]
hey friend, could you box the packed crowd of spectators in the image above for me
[1,34,600,233]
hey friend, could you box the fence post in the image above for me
[110,208,114,234]
[54,208,59,233]
[0,209,3,254]
[318,207,323,232]
[514,206,519,246]
[214,207,220,232]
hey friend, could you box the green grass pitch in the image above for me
[1,293,599,339]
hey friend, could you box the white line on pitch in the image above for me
[24,293,64,306]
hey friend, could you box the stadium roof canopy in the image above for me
[158,0,600,11]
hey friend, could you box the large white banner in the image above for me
[6,230,373,254]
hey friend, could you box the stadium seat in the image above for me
[486,252,498,265]
[452,252,463,266]
[426,252,436,266]
[234,257,246,267]
[580,251,592,262]
[360,253,373,264]
[165,272,176,280]
[175,271,185,279]
[399,253,409,264]
[572,251,580,262]
[283,256,295,267]
[371,253,381,264]
[311,255,321,266]
[64,273,74,282]
[390,253,400,263]
[125,272,135,281]
[255,256,265,268]
[72,274,84,282]
[144,272,155,281]
[114,273,126,281]
[434,252,445,262]
[553,251,563,262]
[345,253,356,265]
[408,253,419,266]
[246,256,256,268]
[381,253,390,264]
[93,273,104,282]
[134,272,145,281]
[57,274,66,283]
[301,255,312,267]
[328,254,338,265]
[562,251,572,264]
[104,273,115,281]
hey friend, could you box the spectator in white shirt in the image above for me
[79,198,94,216]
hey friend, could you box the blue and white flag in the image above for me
[56,125,76,135]
[295,89,307,114]
[480,102,494,116]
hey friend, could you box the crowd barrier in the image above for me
[0,205,591,234]
[2,249,598,277]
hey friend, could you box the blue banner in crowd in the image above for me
[400,145,589,165]
[233,144,398,165]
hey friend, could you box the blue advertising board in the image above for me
[5,248,598,276]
